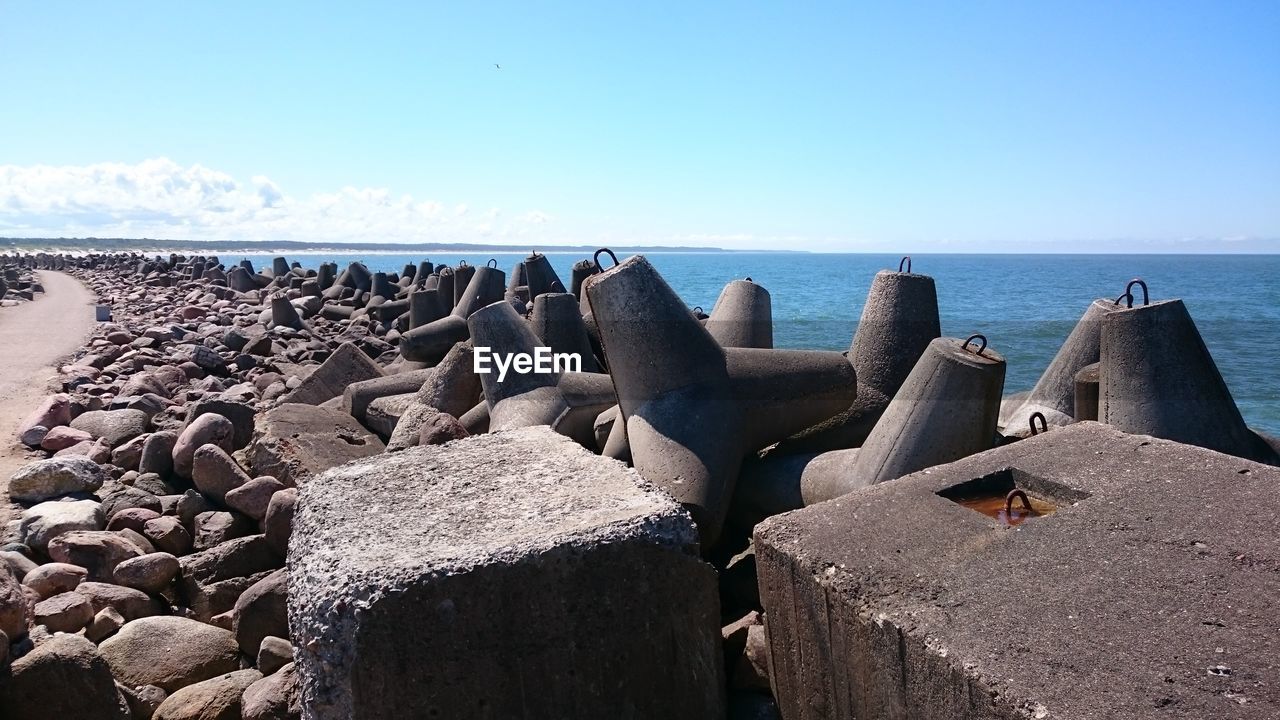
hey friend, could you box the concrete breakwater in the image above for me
[0,249,1276,719]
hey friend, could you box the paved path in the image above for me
[0,270,97,531]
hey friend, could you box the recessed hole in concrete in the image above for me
[937,467,1090,527]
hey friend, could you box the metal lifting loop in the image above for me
[1125,278,1149,306]
[593,248,619,272]
[899,256,912,273]
[962,334,988,356]
[692,306,703,315]
[1005,489,1033,516]
[745,276,753,282]
[1113,292,1134,308]
[1029,412,1048,436]
[487,258,498,268]
[458,260,468,267]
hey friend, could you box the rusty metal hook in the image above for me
[899,256,912,273]
[487,258,498,268]
[1005,489,1033,516]
[962,334,988,356]
[593,248,619,272]
[1029,412,1048,436]
[1125,278,1149,306]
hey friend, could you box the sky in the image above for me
[0,1,1277,252]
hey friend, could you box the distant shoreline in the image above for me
[2,237,1276,256]
[1,237,783,254]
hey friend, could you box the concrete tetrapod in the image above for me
[779,259,941,453]
[450,262,475,307]
[796,335,1006,504]
[467,300,615,446]
[407,289,445,329]
[520,251,566,299]
[268,293,306,332]
[1001,298,1116,435]
[288,427,724,720]
[585,254,857,546]
[529,292,600,373]
[398,265,505,363]
[705,278,773,349]
[1099,294,1278,464]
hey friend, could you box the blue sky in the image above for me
[1,1,1277,251]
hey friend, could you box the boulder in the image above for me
[225,477,285,521]
[19,499,105,551]
[9,456,106,503]
[47,530,143,582]
[15,393,73,446]
[138,430,178,477]
[192,510,255,550]
[185,398,257,450]
[21,562,88,599]
[106,506,162,534]
[76,580,163,622]
[1,568,29,639]
[101,486,163,521]
[232,569,288,656]
[243,403,384,486]
[39,425,93,451]
[190,444,251,505]
[69,408,151,447]
[257,636,294,675]
[113,552,180,594]
[0,634,131,720]
[143,515,193,555]
[153,669,262,720]
[85,605,125,642]
[418,410,469,445]
[262,489,297,558]
[241,663,301,720]
[98,616,240,693]
[33,590,95,632]
[179,535,280,622]
[172,413,235,479]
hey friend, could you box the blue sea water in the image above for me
[239,252,1280,435]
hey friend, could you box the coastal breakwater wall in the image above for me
[0,249,1276,719]
[0,256,45,307]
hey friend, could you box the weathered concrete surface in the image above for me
[242,403,385,485]
[755,422,1280,719]
[289,426,724,719]
[278,342,384,407]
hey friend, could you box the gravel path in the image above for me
[0,270,96,530]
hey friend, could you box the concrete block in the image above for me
[289,426,724,719]
[755,422,1280,719]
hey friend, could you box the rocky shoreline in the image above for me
[0,250,1275,719]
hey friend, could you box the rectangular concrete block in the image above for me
[289,426,725,719]
[755,422,1280,720]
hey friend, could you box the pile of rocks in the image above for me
[0,256,44,307]
[5,249,1270,718]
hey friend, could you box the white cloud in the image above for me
[0,158,554,243]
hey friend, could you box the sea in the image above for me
[236,252,1280,436]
